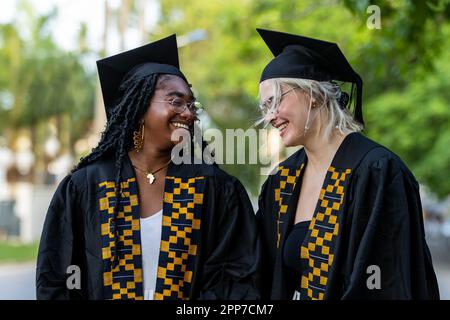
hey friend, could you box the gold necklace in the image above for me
[132,158,172,185]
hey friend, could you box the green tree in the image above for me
[0,2,95,183]
[151,0,450,198]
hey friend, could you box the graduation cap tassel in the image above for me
[349,82,355,111]
[354,77,364,126]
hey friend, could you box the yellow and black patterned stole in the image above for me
[299,166,351,300]
[274,165,303,248]
[154,176,205,300]
[99,178,144,300]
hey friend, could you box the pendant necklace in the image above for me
[132,158,172,185]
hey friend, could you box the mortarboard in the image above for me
[96,34,187,119]
[257,28,364,125]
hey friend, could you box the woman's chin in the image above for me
[281,135,301,148]
[282,141,295,148]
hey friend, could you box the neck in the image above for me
[128,144,171,171]
[302,130,350,173]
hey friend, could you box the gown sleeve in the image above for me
[342,155,440,299]
[36,174,84,300]
[199,178,261,300]
[255,178,276,300]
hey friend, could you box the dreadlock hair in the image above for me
[72,70,178,266]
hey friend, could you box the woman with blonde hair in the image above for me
[256,28,439,300]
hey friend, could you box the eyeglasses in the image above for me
[259,87,297,117]
[153,97,203,115]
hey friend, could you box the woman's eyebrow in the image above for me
[165,91,194,100]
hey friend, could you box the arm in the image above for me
[255,178,275,300]
[342,161,439,299]
[199,178,261,300]
[36,175,84,300]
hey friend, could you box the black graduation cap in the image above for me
[96,34,187,119]
[257,28,364,125]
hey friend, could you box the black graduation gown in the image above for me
[257,132,439,300]
[36,154,260,300]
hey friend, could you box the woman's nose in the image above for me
[179,106,196,121]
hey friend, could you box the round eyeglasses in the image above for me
[153,97,203,115]
[258,87,297,117]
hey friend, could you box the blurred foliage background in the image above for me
[0,0,449,198]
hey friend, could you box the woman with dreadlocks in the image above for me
[36,35,260,300]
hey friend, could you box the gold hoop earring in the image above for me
[133,121,144,152]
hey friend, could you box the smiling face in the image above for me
[259,79,313,147]
[142,74,196,151]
